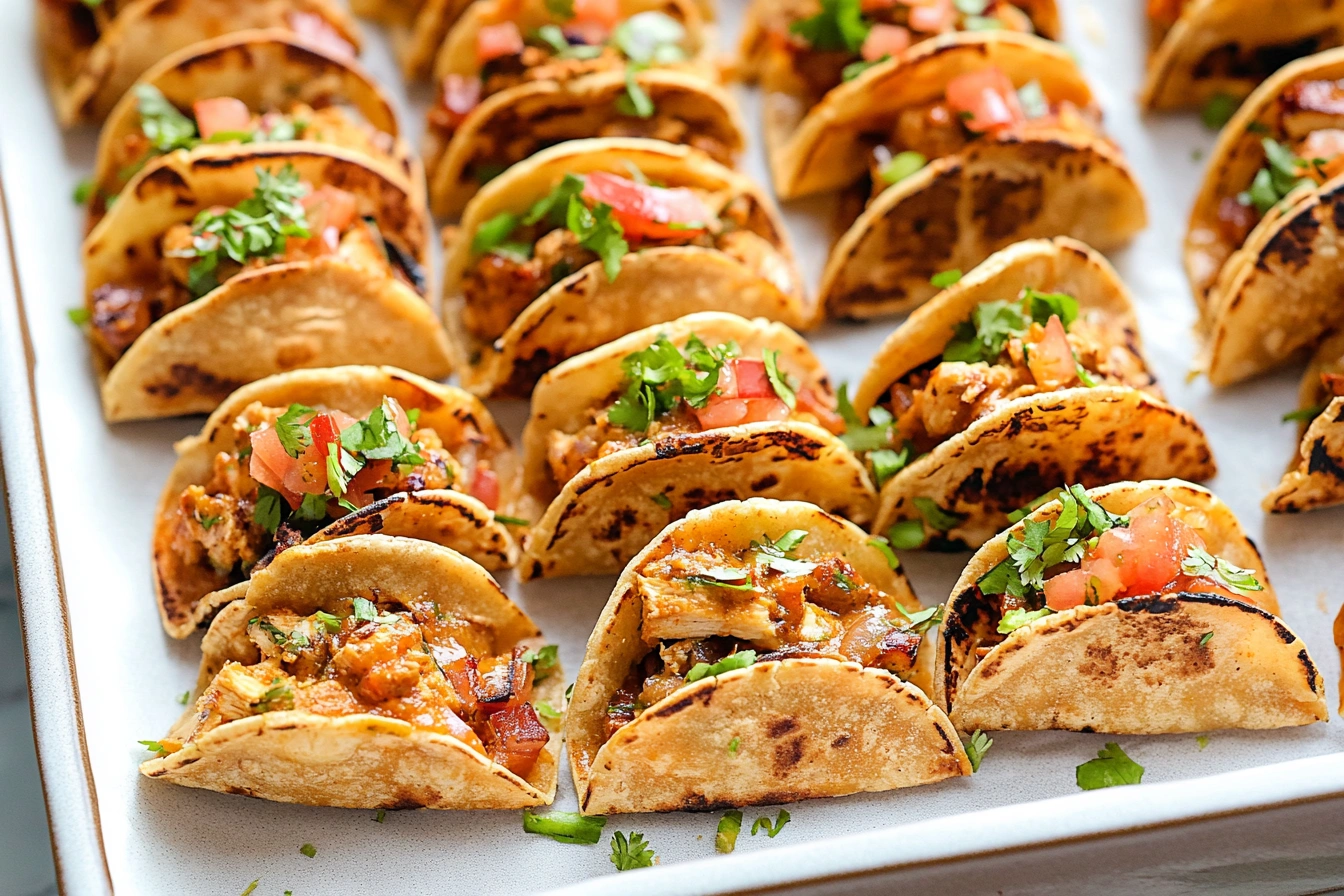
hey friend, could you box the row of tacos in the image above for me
[141,483,1329,811]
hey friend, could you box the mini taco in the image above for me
[740,0,1059,118]
[1265,331,1344,513]
[153,365,521,638]
[1141,0,1344,110]
[937,480,1328,733]
[141,536,564,809]
[38,0,359,125]
[1190,48,1344,385]
[81,145,452,421]
[566,498,969,814]
[847,238,1215,548]
[778,32,1144,317]
[516,312,875,579]
[85,31,414,228]
[442,138,809,397]
[426,68,745,218]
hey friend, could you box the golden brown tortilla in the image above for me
[38,0,360,125]
[1140,0,1344,110]
[83,145,452,421]
[87,30,412,227]
[937,480,1328,734]
[1265,332,1344,512]
[517,313,876,579]
[141,536,564,809]
[152,365,521,638]
[566,499,969,814]
[441,138,811,398]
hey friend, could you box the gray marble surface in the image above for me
[0,498,59,896]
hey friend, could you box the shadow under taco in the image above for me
[81,145,452,421]
[1190,48,1344,385]
[1141,0,1344,110]
[38,0,359,125]
[141,535,564,809]
[152,365,521,639]
[566,498,968,815]
[937,479,1328,734]
[85,30,415,229]
[516,312,874,580]
[846,237,1215,549]
[442,138,811,398]
[1265,331,1344,513]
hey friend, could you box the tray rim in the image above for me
[5,40,1344,896]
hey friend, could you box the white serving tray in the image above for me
[4,1,1344,894]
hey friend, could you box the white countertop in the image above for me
[0,498,58,896]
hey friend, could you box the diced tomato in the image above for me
[437,639,482,720]
[1027,315,1079,388]
[741,397,791,423]
[343,459,392,506]
[287,11,355,58]
[907,0,955,33]
[946,66,1026,134]
[730,359,773,398]
[192,97,252,140]
[469,465,500,510]
[573,0,619,28]
[476,21,524,64]
[431,75,482,130]
[1323,372,1344,397]
[1216,195,1258,242]
[1300,129,1344,179]
[249,426,300,507]
[692,396,749,430]
[797,387,846,435]
[307,412,343,456]
[716,361,738,398]
[580,171,713,240]
[1042,569,1090,611]
[385,397,413,437]
[861,23,911,61]
[485,703,549,776]
[301,186,359,235]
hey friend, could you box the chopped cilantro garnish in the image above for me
[253,484,283,535]
[67,307,91,325]
[1239,137,1316,216]
[1016,80,1048,118]
[880,150,926,185]
[494,514,530,526]
[998,606,1052,633]
[274,403,316,457]
[352,597,377,622]
[339,399,426,466]
[612,11,687,66]
[887,518,925,551]
[139,739,169,757]
[943,288,1079,365]
[567,193,629,280]
[1076,742,1144,790]
[867,536,900,570]
[471,211,520,255]
[521,644,560,681]
[913,497,961,532]
[299,844,317,858]
[964,729,992,772]
[610,831,656,871]
[893,602,943,634]
[135,85,198,152]
[607,333,735,431]
[1283,403,1326,423]
[375,809,387,823]
[1201,93,1238,130]
[251,681,294,713]
[241,881,259,896]
[685,575,757,591]
[1181,545,1263,595]
[763,349,797,409]
[790,0,869,52]
[651,492,673,509]
[930,269,963,289]
[177,690,191,705]
[181,165,310,298]
[523,810,607,843]
[616,68,656,119]
[1198,631,1215,648]
[314,610,343,633]
[841,57,884,81]
[685,651,757,683]
[536,701,562,721]
[715,811,743,854]
[525,174,586,227]
[73,178,93,205]
[869,444,911,487]
[728,736,741,754]
[750,809,790,838]
[196,513,221,530]
[1196,735,1210,750]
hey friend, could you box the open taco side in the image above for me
[566,498,968,815]
[516,313,874,579]
[38,0,360,125]
[152,365,520,638]
[141,536,564,809]
[426,70,746,218]
[86,30,413,228]
[442,138,809,397]
[81,145,451,421]
[1140,0,1344,110]
[1265,331,1344,513]
[1191,48,1344,385]
[937,480,1328,733]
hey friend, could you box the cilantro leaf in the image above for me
[763,349,797,409]
[685,651,757,683]
[523,810,607,844]
[866,535,901,569]
[1201,93,1238,130]
[274,403,316,457]
[139,739,170,757]
[880,150,926,185]
[913,497,962,532]
[536,701,562,721]
[964,729,992,772]
[566,195,628,280]
[715,810,743,854]
[750,809,790,838]
[472,211,520,255]
[73,178,93,205]
[521,644,560,681]
[930,269,962,288]
[998,607,1052,633]
[942,299,1029,363]
[299,844,317,859]
[1016,80,1048,119]
[887,518,925,550]
[612,11,687,66]
[610,831,656,871]
[314,610,343,633]
[525,173,586,227]
[1283,403,1326,423]
[616,68,655,119]
[253,485,283,535]
[135,85,199,152]
[870,443,911,487]
[790,0,869,51]
[893,602,943,634]
[1076,742,1144,790]
[1180,545,1264,595]
[607,333,734,431]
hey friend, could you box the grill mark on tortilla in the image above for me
[831,733,851,748]
[773,735,806,772]
[767,718,799,738]
[143,364,243,399]
[1308,438,1344,479]
[1299,648,1320,693]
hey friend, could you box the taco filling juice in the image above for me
[462,171,796,343]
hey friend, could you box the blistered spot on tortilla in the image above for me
[971,169,1044,242]
[767,717,799,738]
[143,364,244,400]
[831,733,851,749]
[1257,209,1320,272]
[752,474,780,490]
[599,508,640,543]
[1308,438,1344,479]
[773,735,807,773]
[1078,643,1119,679]
[1300,648,1319,693]
[649,686,714,719]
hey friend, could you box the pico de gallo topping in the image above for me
[95,84,396,211]
[975,484,1264,637]
[857,287,1153,459]
[168,397,500,602]
[461,170,796,343]
[544,332,845,487]
[600,528,940,742]
[85,165,423,362]
[429,10,691,138]
[864,64,1100,192]
[170,597,551,778]
[764,0,1045,102]
[1212,79,1344,253]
